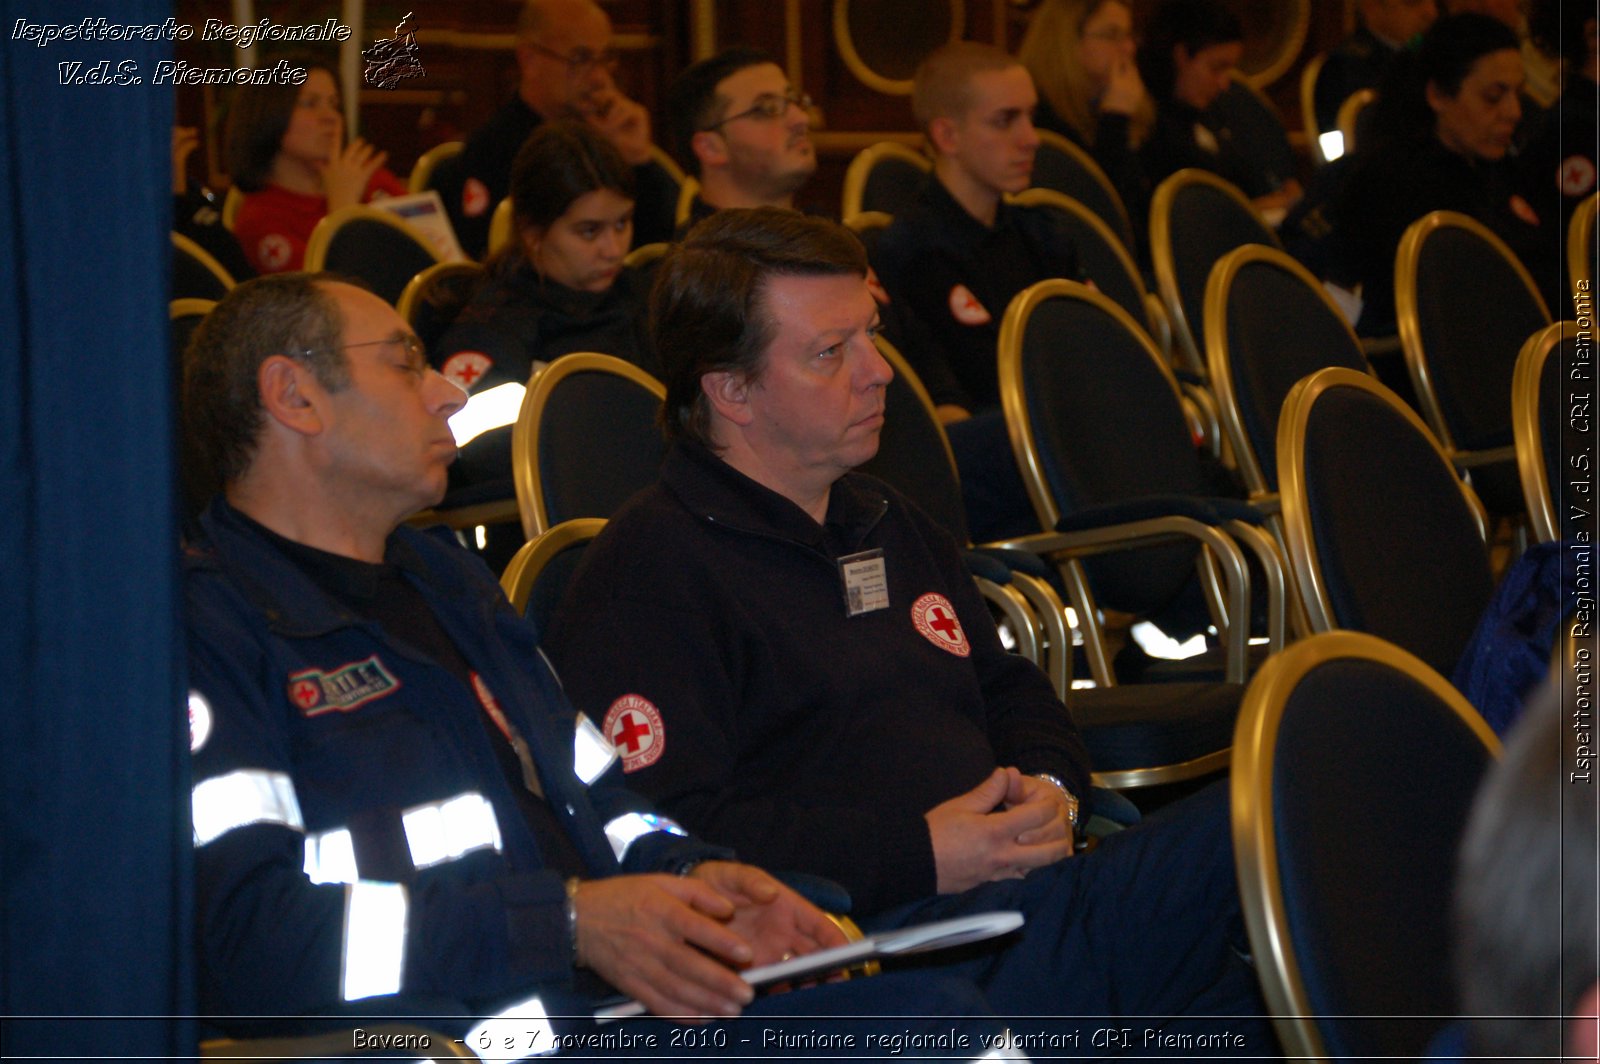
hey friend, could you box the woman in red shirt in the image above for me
[225,59,406,274]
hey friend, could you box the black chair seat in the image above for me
[1069,681,1241,772]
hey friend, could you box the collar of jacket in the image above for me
[660,439,889,555]
[192,497,488,639]
[919,172,1024,247]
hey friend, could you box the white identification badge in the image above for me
[839,549,890,616]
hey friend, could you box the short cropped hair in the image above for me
[664,47,777,177]
[1455,671,1599,1059]
[911,41,1023,133]
[182,274,348,489]
[652,207,868,448]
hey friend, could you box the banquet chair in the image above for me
[407,141,464,194]
[1511,321,1583,544]
[1029,129,1137,254]
[841,141,930,220]
[304,205,441,306]
[172,231,236,301]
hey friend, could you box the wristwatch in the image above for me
[1032,773,1080,830]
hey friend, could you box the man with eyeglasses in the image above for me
[449,0,678,258]
[180,273,1007,1050]
[664,48,818,233]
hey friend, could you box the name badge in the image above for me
[838,549,889,616]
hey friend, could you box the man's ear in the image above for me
[691,129,727,170]
[258,355,325,437]
[701,369,754,426]
[927,115,959,157]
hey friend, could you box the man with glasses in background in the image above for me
[663,48,817,232]
[449,0,678,256]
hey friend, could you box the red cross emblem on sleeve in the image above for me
[258,234,292,272]
[290,679,322,710]
[602,694,666,772]
[1560,155,1596,198]
[911,592,971,657]
[442,351,492,392]
[948,284,992,326]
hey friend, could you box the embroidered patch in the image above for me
[602,694,665,773]
[948,284,991,326]
[289,656,401,716]
[462,177,490,218]
[442,350,493,391]
[257,233,292,271]
[1560,155,1597,198]
[1508,194,1540,227]
[188,690,213,753]
[910,592,971,657]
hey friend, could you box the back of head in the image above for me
[652,207,867,447]
[1454,672,1599,1060]
[664,47,777,177]
[223,52,335,192]
[911,40,1022,134]
[182,273,347,494]
[1138,0,1241,102]
[508,121,635,238]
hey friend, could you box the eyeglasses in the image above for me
[702,88,812,131]
[525,40,621,76]
[300,334,427,366]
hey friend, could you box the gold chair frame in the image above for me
[407,140,464,194]
[1031,129,1136,253]
[675,176,701,229]
[170,297,217,324]
[1231,629,1500,1062]
[648,143,687,187]
[622,241,670,270]
[500,516,608,613]
[1203,243,1366,501]
[486,197,515,258]
[510,352,666,541]
[840,141,930,220]
[304,205,443,275]
[994,279,1286,686]
[1276,367,1489,636]
[222,185,244,232]
[1150,168,1283,381]
[1570,191,1597,299]
[1511,320,1577,545]
[396,260,486,331]
[1298,53,1329,165]
[842,209,894,238]
[1334,88,1376,158]
[1394,209,1552,476]
[172,231,238,294]
[873,337,1067,697]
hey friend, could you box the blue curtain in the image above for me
[0,1,192,1056]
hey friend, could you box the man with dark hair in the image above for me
[1314,0,1438,139]
[447,0,676,257]
[180,271,1002,1046]
[1452,671,1599,1061]
[663,48,816,231]
[549,207,1276,1045]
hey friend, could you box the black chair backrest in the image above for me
[1211,79,1297,196]
[500,518,606,637]
[1234,631,1498,1060]
[861,156,927,217]
[514,353,666,539]
[1030,130,1136,252]
[1207,245,1369,493]
[1152,169,1282,376]
[318,215,439,306]
[855,339,970,544]
[1003,281,1205,615]
[1398,211,1552,454]
[1016,188,1151,340]
[1279,368,1493,677]
[171,233,233,301]
[1513,321,1582,543]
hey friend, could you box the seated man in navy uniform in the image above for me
[179,272,1003,1051]
[547,208,1277,1049]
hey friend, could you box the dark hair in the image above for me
[182,273,348,489]
[1454,671,1599,1058]
[508,121,635,241]
[1138,0,1242,102]
[651,207,867,448]
[1365,13,1521,146]
[664,47,777,177]
[1527,0,1592,68]
[224,53,335,192]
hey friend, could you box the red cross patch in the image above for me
[462,177,490,218]
[290,677,323,711]
[442,351,493,392]
[257,233,292,272]
[948,284,991,326]
[602,694,665,773]
[910,592,971,657]
[1559,155,1596,199]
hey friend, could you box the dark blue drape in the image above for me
[1,1,192,1056]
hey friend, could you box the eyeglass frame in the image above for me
[700,88,813,132]
[524,39,622,76]
[297,333,429,369]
